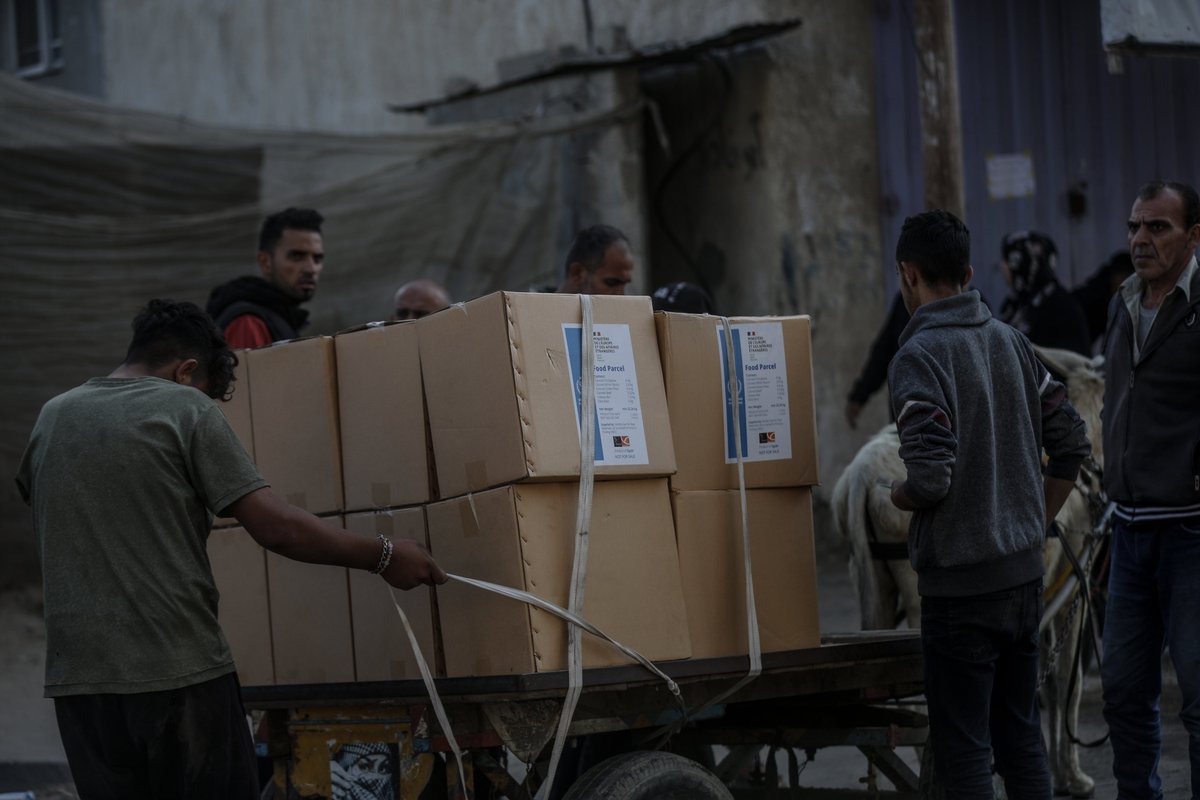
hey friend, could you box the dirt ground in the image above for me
[0,517,1192,797]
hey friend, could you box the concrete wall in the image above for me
[643,5,887,493]
[97,0,802,133]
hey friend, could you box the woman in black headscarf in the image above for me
[998,231,1092,356]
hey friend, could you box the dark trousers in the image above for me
[921,579,1052,799]
[1101,518,1200,800]
[54,671,258,800]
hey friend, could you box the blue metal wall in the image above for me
[874,0,1200,307]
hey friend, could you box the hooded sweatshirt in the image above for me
[888,290,1090,597]
[205,276,309,345]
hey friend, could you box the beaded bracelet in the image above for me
[370,534,394,575]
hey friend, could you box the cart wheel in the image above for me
[561,751,733,800]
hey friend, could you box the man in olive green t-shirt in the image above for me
[16,299,445,799]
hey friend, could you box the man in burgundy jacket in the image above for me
[206,207,325,348]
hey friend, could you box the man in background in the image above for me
[1100,180,1200,800]
[844,291,909,428]
[207,207,325,348]
[556,224,634,295]
[391,279,451,321]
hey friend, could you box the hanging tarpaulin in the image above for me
[0,73,642,577]
[1102,0,1200,54]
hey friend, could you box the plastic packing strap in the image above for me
[656,317,763,744]
[384,576,682,798]
[536,293,598,800]
[449,574,681,693]
[387,586,468,791]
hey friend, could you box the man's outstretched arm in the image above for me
[225,487,447,590]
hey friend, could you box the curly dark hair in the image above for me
[124,299,238,401]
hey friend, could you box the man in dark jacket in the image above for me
[1100,180,1200,800]
[207,208,325,348]
[888,210,1090,798]
[845,291,909,428]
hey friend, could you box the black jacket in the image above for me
[1101,260,1200,512]
[205,276,308,343]
[998,282,1092,356]
[848,292,910,413]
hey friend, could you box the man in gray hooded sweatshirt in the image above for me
[887,210,1090,799]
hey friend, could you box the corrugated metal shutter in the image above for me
[875,0,1200,307]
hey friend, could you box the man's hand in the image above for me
[382,539,448,590]
[1043,475,1075,530]
[845,400,864,429]
[890,479,918,511]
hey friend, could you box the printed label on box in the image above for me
[563,323,650,465]
[717,322,792,463]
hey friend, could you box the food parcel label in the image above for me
[717,322,792,463]
[563,323,649,466]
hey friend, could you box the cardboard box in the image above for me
[213,352,255,527]
[248,337,343,515]
[671,488,821,659]
[427,479,692,676]
[418,292,676,498]
[344,508,440,680]
[267,516,355,684]
[208,526,274,686]
[655,312,819,490]
[336,323,432,510]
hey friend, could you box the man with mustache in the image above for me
[207,207,325,348]
[1101,180,1200,800]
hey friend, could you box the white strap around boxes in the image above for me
[711,317,764,703]
[538,293,598,799]
[656,317,764,743]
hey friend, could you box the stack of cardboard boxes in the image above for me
[210,329,438,685]
[417,293,692,674]
[655,313,821,659]
[209,293,821,686]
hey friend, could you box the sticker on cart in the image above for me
[563,323,650,465]
[717,322,792,463]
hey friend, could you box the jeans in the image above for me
[921,579,1051,799]
[1101,518,1200,800]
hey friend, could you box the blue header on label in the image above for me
[719,330,749,459]
[564,326,605,462]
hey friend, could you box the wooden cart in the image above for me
[244,630,932,800]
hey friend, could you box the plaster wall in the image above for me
[643,4,887,491]
[96,1,803,133]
